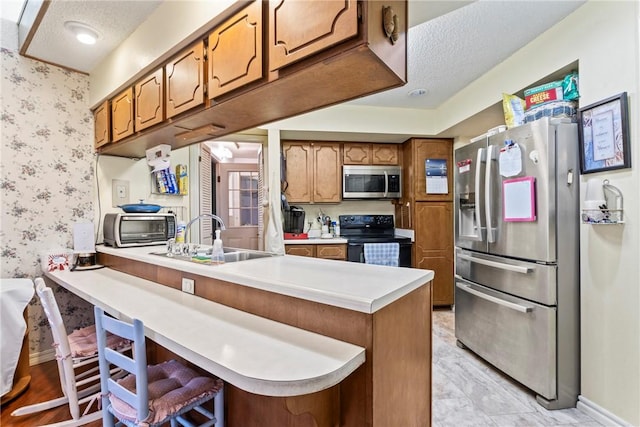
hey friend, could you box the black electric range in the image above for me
[338,215,412,267]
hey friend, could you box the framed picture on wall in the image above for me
[578,92,631,174]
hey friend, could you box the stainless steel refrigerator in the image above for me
[454,117,580,410]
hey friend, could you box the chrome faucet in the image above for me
[184,213,226,244]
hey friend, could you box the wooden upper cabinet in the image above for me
[343,143,399,165]
[283,142,313,203]
[208,1,263,99]
[268,0,359,71]
[135,68,164,131]
[343,143,371,165]
[111,88,134,142]
[165,41,205,119]
[93,100,110,148]
[312,143,341,203]
[283,141,341,203]
[403,138,453,202]
[372,144,399,165]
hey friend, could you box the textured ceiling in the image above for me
[23,0,161,73]
[350,0,585,109]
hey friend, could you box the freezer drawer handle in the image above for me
[456,283,533,313]
[457,253,532,274]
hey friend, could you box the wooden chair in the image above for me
[11,277,130,426]
[94,306,224,427]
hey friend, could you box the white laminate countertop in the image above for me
[283,238,348,245]
[97,245,433,314]
[46,268,365,397]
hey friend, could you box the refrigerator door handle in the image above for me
[456,282,533,313]
[485,145,496,242]
[474,147,486,240]
[457,253,532,274]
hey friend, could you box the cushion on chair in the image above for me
[109,359,223,426]
[68,325,130,358]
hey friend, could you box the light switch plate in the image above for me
[112,179,130,207]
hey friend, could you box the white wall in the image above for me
[95,148,191,242]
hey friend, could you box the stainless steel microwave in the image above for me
[342,165,402,199]
[103,213,176,247]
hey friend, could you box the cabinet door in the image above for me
[343,143,371,165]
[312,143,341,203]
[165,41,205,118]
[268,0,358,71]
[283,142,313,203]
[208,1,262,99]
[410,138,453,202]
[135,68,164,131]
[316,244,346,260]
[414,202,454,306]
[111,87,134,142]
[372,144,399,165]
[93,100,110,148]
[285,245,315,257]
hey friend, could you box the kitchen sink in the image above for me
[149,247,279,264]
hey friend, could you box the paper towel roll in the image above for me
[585,178,605,202]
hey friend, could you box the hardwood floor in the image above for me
[0,360,102,427]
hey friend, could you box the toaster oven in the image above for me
[103,213,176,247]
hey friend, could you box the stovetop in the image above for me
[338,214,410,243]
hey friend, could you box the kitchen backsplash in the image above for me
[1,41,95,360]
[293,200,395,231]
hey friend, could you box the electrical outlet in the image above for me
[112,179,130,207]
[181,278,195,294]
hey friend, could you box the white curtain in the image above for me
[264,129,284,254]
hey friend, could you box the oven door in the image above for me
[118,216,171,246]
[347,242,412,267]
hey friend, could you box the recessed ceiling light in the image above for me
[64,21,100,45]
[408,88,428,97]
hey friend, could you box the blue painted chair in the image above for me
[94,306,224,427]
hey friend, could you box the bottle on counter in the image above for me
[175,220,186,244]
[334,222,340,237]
[174,221,187,255]
[211,229,224,264]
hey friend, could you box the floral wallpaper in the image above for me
[1,45,95,358]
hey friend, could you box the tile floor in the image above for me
[432,308,602,427]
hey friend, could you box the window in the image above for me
[227,171,259,227]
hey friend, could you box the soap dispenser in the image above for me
[211,229,224,264]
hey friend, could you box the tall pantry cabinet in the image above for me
[397,138,454,306]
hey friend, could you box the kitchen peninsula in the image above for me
[64,245,434,426]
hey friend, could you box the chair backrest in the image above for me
[94,306,149,423]
[34,277,80,418]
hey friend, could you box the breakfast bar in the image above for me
[45,268,365,397]
[53,245,434,426]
